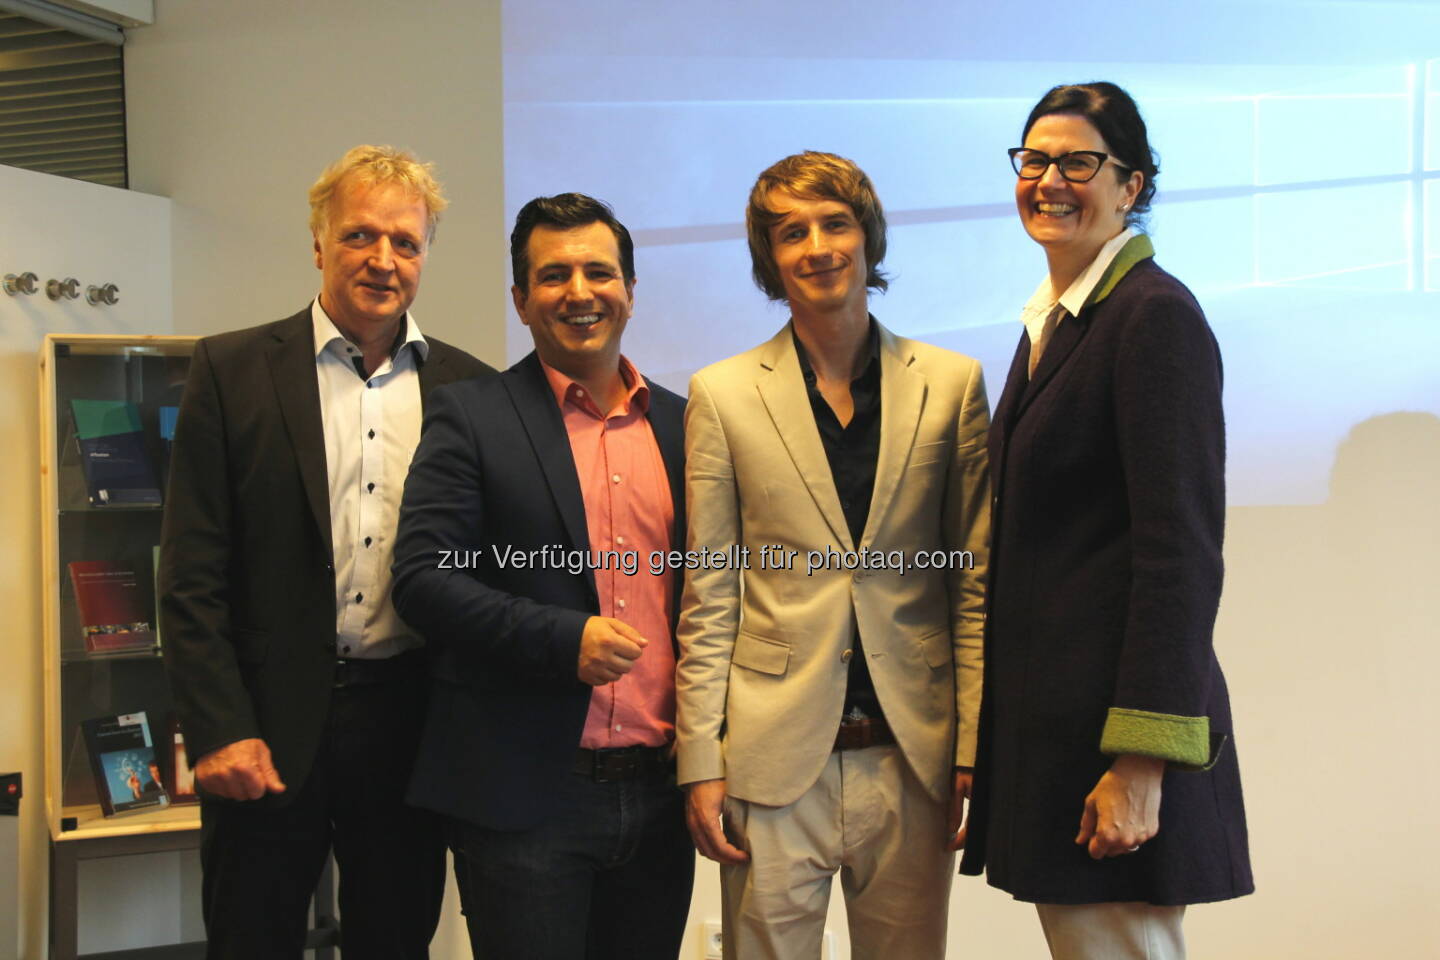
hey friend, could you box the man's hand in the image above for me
[194,737,286,801]
[577,616,647,686]
[1076,753,1164,859]
[684,778,749,865]
[947,767,973,851]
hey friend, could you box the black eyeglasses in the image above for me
[1008,148,1132,183]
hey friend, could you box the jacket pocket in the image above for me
[732,632,790,676]
[909,440,947,467]
[919,627,952,669]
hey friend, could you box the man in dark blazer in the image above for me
[159,145,493,959]
[392,193,693,959]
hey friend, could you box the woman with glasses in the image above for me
[958,82,1253,959]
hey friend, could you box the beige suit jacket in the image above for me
[676,321,990,807]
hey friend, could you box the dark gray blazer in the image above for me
[159,307,493,805]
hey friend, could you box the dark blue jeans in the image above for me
[447,764,694,960]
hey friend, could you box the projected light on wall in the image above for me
[503,1,1439,506]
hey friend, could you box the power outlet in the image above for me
[700,920,722,959]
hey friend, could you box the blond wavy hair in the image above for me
[308,144,447,243]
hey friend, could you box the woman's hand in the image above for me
[1076,753,1164,860]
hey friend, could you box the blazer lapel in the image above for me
[1015,309,1087,420]
[417,338,447,409]
[862,324,925,548]
[504,353,597,601]
[989,332,1031,479]
[754,326,853,551]
[264,310,333,559]
[1014,234,1156,423]
[644,384,686,651]
[645,384,685,543]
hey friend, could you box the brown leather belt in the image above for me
[573,745,672,782]
[834,715,895,751]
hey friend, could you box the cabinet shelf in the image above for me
[40,333,198,841]
[57,801,201,841]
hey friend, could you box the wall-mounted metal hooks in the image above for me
[2,272,38,296]
[86,283,120,306]
[46,277,80,301]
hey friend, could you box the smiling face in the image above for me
[767,190,869,320]
[512,220,634,378]
[1016,112,1142,270]
[313,176,429,342]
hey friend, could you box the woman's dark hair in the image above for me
[1022,82,1159,228]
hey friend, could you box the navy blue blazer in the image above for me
[392,351,686,830]
[960,256,1253,905]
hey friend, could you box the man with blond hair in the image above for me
[160,144,492,958]
[677,151,991,958]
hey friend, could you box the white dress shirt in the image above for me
[311,299,427,659]
[1020,226,1138,374]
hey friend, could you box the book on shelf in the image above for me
[70,399,162,506]
[68,560,157,656]
[158,405,178,487]
[81,711,170,817]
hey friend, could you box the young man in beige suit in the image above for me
[676,151,991,959]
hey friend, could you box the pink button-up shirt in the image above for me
[541,357,677,749]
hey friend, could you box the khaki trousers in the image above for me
[719,745,952,960]
[1036,902,1186,960]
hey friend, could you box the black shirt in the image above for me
[793,321,884,721]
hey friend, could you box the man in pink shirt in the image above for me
[392,194,692,959]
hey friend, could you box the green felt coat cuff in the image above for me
[1100,707,1214,769]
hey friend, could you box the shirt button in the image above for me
[611,474,621,484]
[841,649,853,662]
[614,724,622,732]
[617,598,627,610]
[367,482,375,493]
[615,535,625,546]
[364,536,372,547]
[368,429,375,439]
[576,387,586,396]
[341,645,350,654]
[355,592,363,603]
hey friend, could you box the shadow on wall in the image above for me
[1205,411,1440,958]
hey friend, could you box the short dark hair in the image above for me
[746,151,889,302]
[1022,82,1159,228]
[510,193,635,292]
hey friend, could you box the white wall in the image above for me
[125,0,507,366]
[0,162,173,960]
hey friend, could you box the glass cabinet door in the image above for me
[40,335,201,838]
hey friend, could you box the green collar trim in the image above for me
[1083,233,1155,311]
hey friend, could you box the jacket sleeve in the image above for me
[391,384,589,683]
[944,359,991,766]
[1100,288,1226,769]
[159,338,259,762]
[674,372,742,785]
